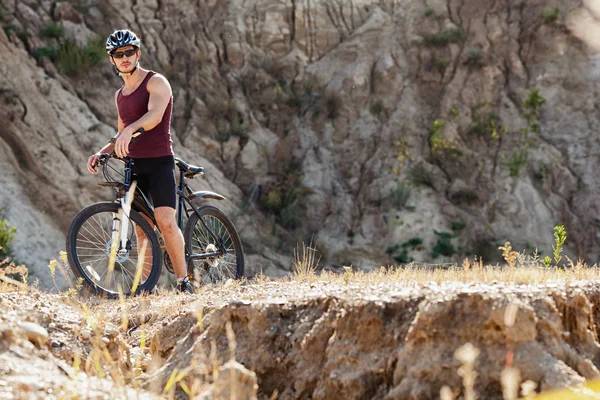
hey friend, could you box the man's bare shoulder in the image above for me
[148,73,171,91]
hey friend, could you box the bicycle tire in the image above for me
[184,205,244,283]
[66,202,162,298]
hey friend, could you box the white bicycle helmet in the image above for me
[106,29,141,54]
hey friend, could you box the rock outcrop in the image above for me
[1,0,600,283]
[5,277,600,399]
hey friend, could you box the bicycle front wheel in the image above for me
[66,202,162,298]
[184,205,244,284]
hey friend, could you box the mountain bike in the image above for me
[66,136,244,298]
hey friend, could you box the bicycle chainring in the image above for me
[164,250,175,274]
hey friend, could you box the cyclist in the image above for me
[86,29,194,294]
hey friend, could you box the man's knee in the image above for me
[155,207,177,233]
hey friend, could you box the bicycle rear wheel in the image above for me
[184,205,244,284]
[66,202,162,298]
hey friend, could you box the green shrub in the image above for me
[523,88,547,124]
[432,230,457,258]
[3,24,17,36]
[280,200,300,228]
[430,133,462,158]
[469,105,501,139]
[0,217,17,259]
[466,49,484,68]
[402,237,423,249]
[35,45,59,61]
[57,38,105,76]
[40,22,64,39]
[37,37,106,76]
[265,189,282,212]
[385,244,401,255]
[503,149,528,178]
[451,221,465,231]
[424,8,434,17]
[393,249,410,264]
[436,59,450,74]
[389,181,412,209]
[543,7,560,23]
[369,100,386,118]
[409,164,434,188]
[429,119,445,134]
[422,28,466,47]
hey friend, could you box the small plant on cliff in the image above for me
[429,119,462,158]
[424,8,434,17]
[498,241,519,268]
[450,105,459,117]
[392,137,411,174]
[543,7,560,24]
[436,58,450,75]
[293,240,320,276]
[552,225,566,265]
[409,164,434,188]
[389,181,412,209]
[422,27,466,47]
[469,103,502,139]
[432,230,457,258]
[36,37,105,77]
[502,149,528,178]
[0,216,16,260]
[465,48,484,68]
[522,88,547,131]
[40,22,65,39]
[369,100,386,119]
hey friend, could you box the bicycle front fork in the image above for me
[111,186,135,254]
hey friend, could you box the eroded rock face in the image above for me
[149,282,600,400]
[4,281,600,399]
[2,0,600,284]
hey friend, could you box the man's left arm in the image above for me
[114,75,172,157]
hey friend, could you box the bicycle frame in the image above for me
[111,157,228,262]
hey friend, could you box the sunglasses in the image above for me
[111,49,137,59]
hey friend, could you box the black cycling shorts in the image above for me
[132,155,176,209]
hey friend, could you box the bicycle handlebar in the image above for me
[109,127,144,146]
[95,128,145,167]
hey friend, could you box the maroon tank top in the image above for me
[117,71,174,158]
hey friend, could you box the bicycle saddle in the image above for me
[174,157,204,178]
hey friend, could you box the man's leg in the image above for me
[154,206,187,279]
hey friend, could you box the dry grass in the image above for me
[3,243,600,399]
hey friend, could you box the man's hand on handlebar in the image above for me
[87,128,145,174]
[87,153,102,174]
[114,127,144,158]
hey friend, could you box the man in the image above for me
[86,29,193,293]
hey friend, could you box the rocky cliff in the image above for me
[1,0,600,283]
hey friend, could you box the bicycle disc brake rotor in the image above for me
[204,243,221,269]
[105,239,130,263]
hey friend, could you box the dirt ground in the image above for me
[2,266,600,399]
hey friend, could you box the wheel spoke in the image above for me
[69,204,158,296]
[187,209,242,283]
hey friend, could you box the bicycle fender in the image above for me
[188,190,227,201]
